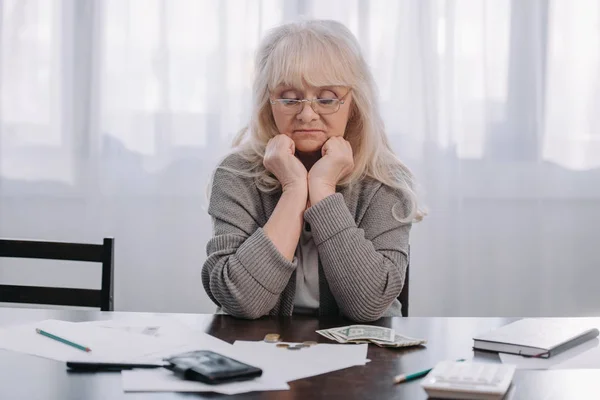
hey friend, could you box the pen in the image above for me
[36,328,91,352]
[66,361,166,371]
[393,359,466,384]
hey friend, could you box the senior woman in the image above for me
[202,19,423,322]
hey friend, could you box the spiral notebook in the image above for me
[473,318,600,358]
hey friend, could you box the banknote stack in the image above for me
[316,325,426,348]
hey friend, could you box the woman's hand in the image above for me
[308,137,354,205]
[263,135,308,261]
[263,135,308,193]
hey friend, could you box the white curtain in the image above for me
[1,0,599,316]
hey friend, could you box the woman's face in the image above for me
[270,85,353,154]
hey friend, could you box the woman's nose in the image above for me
[296,101,320,122]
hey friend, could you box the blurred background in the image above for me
[1,0,599,316]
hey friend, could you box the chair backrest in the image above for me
[0,238,114,311]
[398,265,409,317]
[398,246,410,317]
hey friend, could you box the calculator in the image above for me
[421,360,516,400]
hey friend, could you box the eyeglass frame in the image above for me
[269,88,353,115]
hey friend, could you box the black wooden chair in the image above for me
[398,247,410,317]
[0,238,114,311]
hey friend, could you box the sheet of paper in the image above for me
[82,318,258,367]
[121,335,292,394]
[232,341,369,382]
[121,368,290,395]
[79,316,195,336]
[499,338,600,369]
[122,340,367,394]
[0,319,184,362]
[78,317,217,351]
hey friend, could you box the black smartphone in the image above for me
[164,350,263,385]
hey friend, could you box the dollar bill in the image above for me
[329,325,395,342]
[369,333,427,348]
[315,329,337,341]
[316,325,426,348]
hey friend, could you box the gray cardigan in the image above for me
[202,153,411,322]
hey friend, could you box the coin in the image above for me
[287,346,301,350]
[264,333,281,343]
[276,343,290,348]
[294,344,309,349]
[303,341,318,346]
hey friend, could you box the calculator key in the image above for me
[449,372,461,380]
[492,371,506,383]
[483,366,497,382]
[472,365,484,377]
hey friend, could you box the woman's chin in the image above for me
[293,140,325,154]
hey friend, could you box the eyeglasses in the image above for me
[269,88,352,115]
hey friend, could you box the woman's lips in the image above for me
[293,129,324,134]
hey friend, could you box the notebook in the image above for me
[473,318,600,358]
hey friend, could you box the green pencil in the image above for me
[36,328,91,352]
[393,359,465,384]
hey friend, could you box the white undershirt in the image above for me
[293,222,320,311]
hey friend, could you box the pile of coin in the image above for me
[263,333,281,343]
[263,333,318,351]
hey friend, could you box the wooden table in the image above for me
[1,308,599,399]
